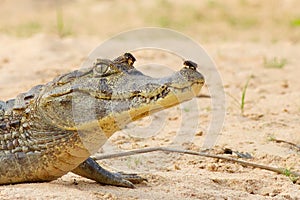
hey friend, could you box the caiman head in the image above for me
[37,53,204,149]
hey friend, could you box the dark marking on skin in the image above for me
[9,120,21,128]
[0,123,6,130]
[24,94,34,101]
[99,79,113,97]
[132,91,141,95]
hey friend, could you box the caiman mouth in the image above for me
[126,82,203,105]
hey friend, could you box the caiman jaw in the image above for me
[126,82,203,123]
[125,65,205,122]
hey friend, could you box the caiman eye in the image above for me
[95,63,109,74]
[93,59,111,76]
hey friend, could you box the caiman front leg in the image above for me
[72,157,145,188]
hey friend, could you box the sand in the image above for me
[0,0,300,199]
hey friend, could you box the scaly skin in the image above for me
[0,53,204,187]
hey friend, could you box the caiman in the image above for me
[0,53,205,188]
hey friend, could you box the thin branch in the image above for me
[271,138,300,151]
[92,147,300,178]
[225,92,240,109]
[196,94,211,98]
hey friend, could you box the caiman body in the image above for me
[0,53,204,187]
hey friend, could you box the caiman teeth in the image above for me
[126,83,200,104]
[128,87,171,104]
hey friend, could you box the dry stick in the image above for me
[92,147,300,178]
[271,138,300,151]
[196,94,211,98]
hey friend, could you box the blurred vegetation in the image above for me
[0,22,42,37]
[56,7,73,38]
[290,18,300,27]
[0,0,299,42]
[263,57,287,69]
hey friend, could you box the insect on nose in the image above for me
[124,53,136,66]
[183,60,198,70]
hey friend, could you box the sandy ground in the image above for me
[1,0,300,199]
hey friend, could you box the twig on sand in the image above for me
[92,147,300,181]
[196,94,211,98]
[270,138,300,151]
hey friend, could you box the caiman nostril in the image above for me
[183,60,198,70]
